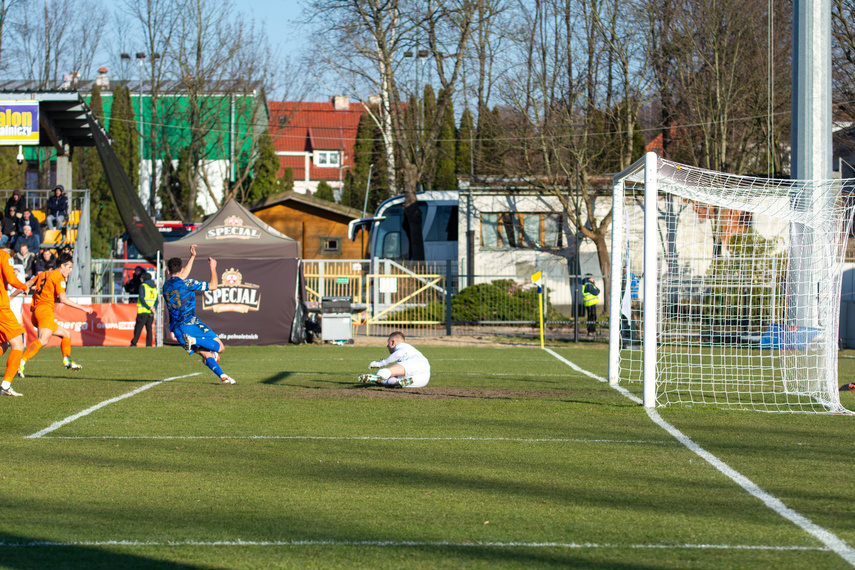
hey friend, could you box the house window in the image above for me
[314,151,341,167]
[480,213,563,249]
[321,236,343,254]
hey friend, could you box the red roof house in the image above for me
[268,96,366,196]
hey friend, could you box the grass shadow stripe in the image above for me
[26,373,201,439]
[40,435,674,445]
[0,539,831,551]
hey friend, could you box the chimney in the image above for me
[95,66,110,90]
[368,95,381,106]
[332,95,349,110]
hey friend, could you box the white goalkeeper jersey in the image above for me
[377,342,430,386]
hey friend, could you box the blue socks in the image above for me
[204,356,224,377]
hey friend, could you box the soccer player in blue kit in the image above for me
[162,244,236,384]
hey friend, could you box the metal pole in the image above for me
[361,164,374,218]
[608,176,624,385]
[643,152,659,408]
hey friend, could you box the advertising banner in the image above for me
[163,258,299,346]
[21,303,145,346]
[0,101,39,145]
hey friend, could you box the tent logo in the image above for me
[206,215,261,240]
[202,268,261,313]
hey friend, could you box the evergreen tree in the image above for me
[434,93,457,190]
[478,106,506,175]
[341,111,375,210]
[456,108,474,177]
[314,180,335,202]
[246,129,281,202]
[281,166,295,192]
[0,147,27,190]
[109,84,140,192]
[78,84,123,258]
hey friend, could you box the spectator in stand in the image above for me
[34,248,57,274]
[46,185,68,230]
[0,206,18,248]
[13,243,35,280]
[18,209,41,244]
[5,190,25,218]
[15,225,40,257]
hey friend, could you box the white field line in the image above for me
[0,539,830,551]
[543,347,855,567]
[26,373,201,439]
[41,435,673,445]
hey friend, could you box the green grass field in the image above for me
[1,341,854,569]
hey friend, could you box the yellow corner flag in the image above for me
[530,271,544,348]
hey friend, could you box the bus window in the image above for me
[374,206,410,260]
[426,205,458,242]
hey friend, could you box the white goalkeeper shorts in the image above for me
[400,359,431,387]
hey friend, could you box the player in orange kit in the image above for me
[15,252,93,379]
[0,246,31,396]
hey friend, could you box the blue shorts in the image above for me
[172,321,219,352]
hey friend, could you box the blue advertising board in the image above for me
[0,101,39,145]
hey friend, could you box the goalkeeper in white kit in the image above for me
[358,331,430,388]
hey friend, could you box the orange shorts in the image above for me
[0,306,24,342]
[31,304,58,334]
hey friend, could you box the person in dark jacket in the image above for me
[15,225,40,257]
[5,190,25,218]
[0,206,18,248]
[34,248,57,274]
[46,185,68,230]
[17,209,41,243]
[124,266,144,302]
[130,272,158,347]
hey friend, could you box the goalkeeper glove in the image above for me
[369,361,383,368]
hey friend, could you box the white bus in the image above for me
[348,190,459,263]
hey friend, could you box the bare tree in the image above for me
[11,0,106,87]
[308,0,475,257]
[0,0,25,72]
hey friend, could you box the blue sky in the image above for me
[244,0,307,58]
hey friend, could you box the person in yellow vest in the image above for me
[582,274,600,335]
[130,271,158,347]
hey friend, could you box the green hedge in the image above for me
[387,279,564,323]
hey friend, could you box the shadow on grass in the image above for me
[0,532,208,570]
[261,371,294,384]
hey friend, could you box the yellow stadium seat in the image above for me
[42,229,61,245]
[31,210,46,224]
[64,229,77,244]
[67,210,81,226]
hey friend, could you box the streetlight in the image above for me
[120,52,160,213]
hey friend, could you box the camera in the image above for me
[15,146,23,165]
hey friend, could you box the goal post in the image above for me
[609,152,855,413]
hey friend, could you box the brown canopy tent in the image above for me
[163,199,306,345]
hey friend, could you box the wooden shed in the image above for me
[249,191,368,259]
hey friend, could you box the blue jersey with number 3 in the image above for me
[162,276,208,331]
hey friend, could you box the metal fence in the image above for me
[304,259,604,340]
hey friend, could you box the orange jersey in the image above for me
[31,269,66,311]
[0,249,26,310]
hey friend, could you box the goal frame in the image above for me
[608,151,851,412]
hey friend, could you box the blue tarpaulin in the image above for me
[758,324,820,349]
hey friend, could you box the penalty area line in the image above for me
[26,373,201,439]
[0,539,831,551]
[542,348,855,567]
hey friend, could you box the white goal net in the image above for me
[608,153,855,413]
